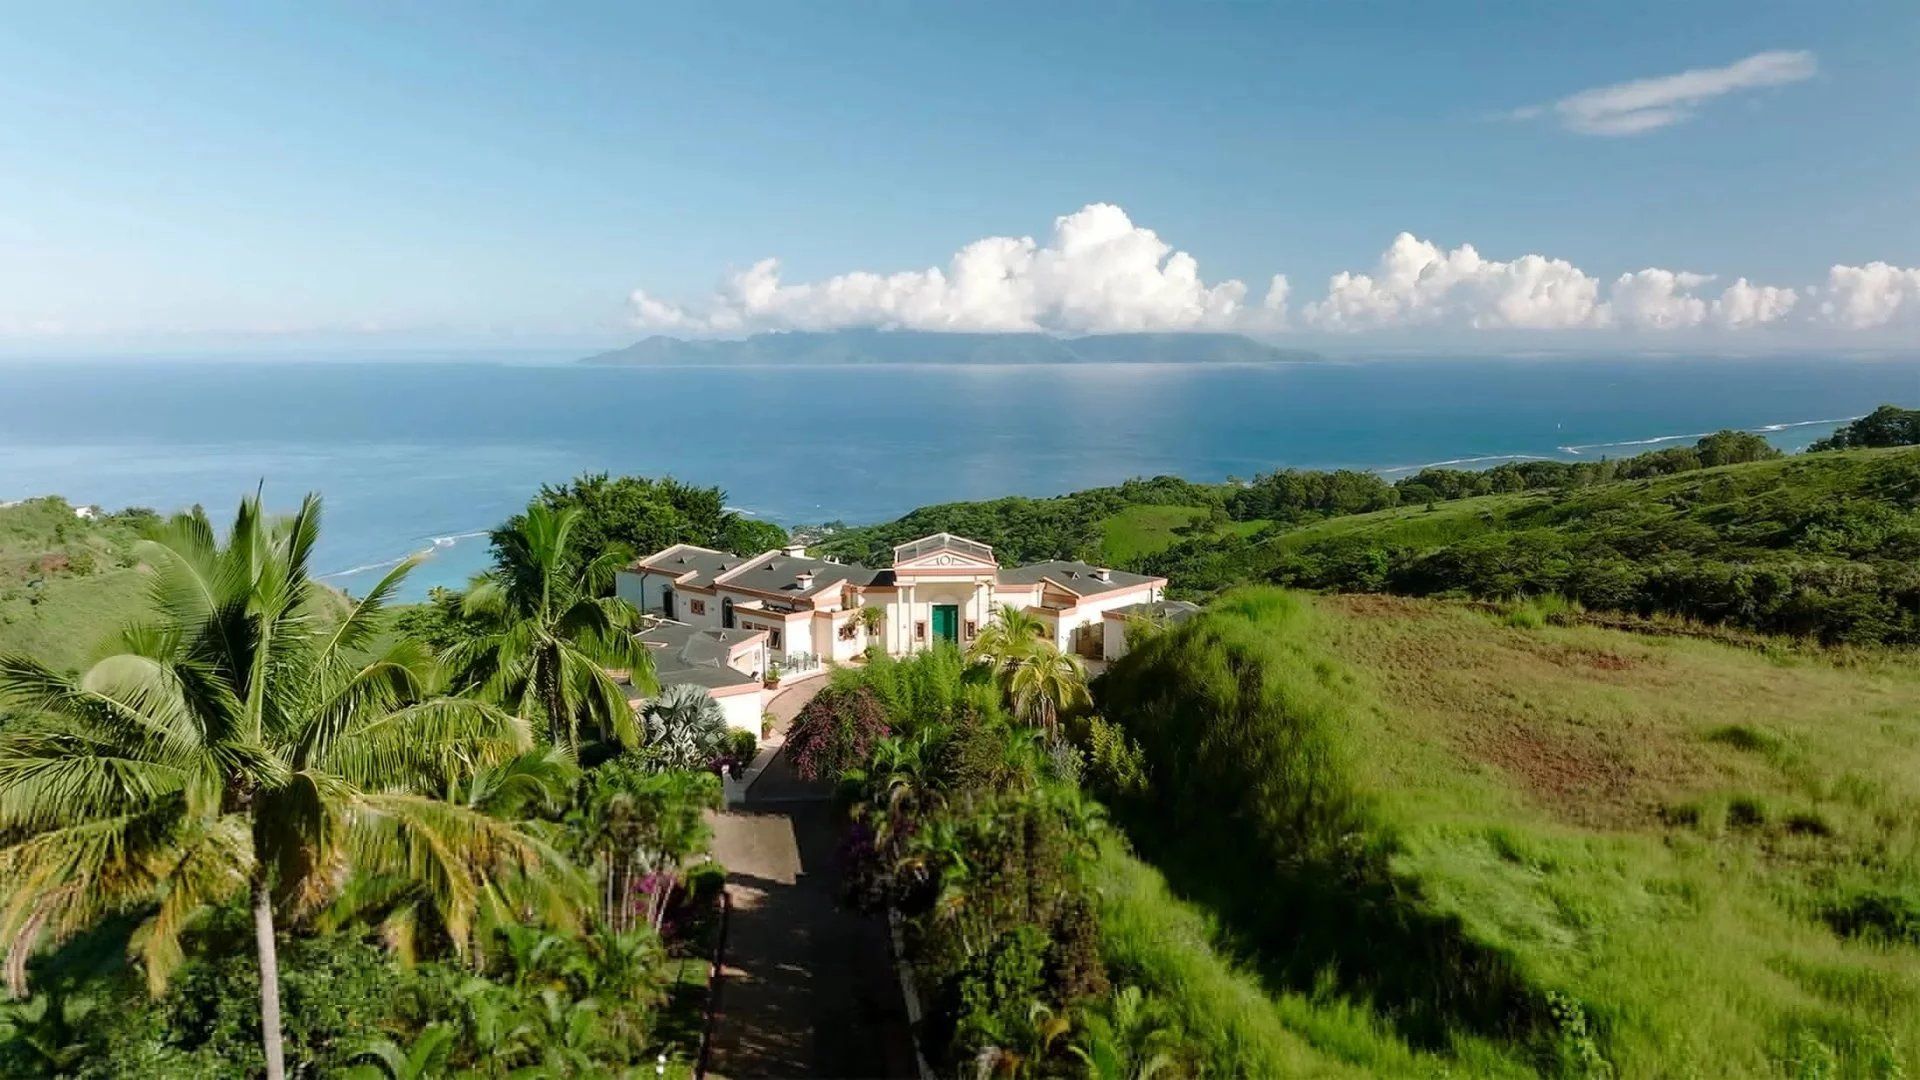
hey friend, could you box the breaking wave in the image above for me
[1377,413,1861,476]
[1557,415,1860,455]
[319,528,489,581]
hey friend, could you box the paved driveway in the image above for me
[704,680,916,1079]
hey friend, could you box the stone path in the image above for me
[704,678,916,1079]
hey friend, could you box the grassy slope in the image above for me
[1307,591,1920,1075]
[1271,444,1919,559]
[1097,504,1268,564]
[0,498,150,671]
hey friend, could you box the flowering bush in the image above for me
[784,686,890,781]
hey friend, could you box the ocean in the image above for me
[2,353,1915,599]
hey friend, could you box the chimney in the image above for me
[1094,567,1112,582]
[783,543,808,558]
[796,570,816,590]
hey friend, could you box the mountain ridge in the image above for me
[581,328,1320,366]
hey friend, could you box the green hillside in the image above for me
[0,497,154,671]
[1098,588,1920,1076]
[1145,446,1920,644]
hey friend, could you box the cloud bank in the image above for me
[630,203,1915,339]
[630,204,1287,335]
[1511,50,1818,136]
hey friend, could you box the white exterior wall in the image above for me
[819,613,871,662]
[732,611,811,662]
[617,569,723,629]
[727,642,769,681]
[1103,617,1130,661]
[889,578,994,652]
[676,592,722,629]
[1050,584,1163,654]
[716,690,763,736]
[615,570,653,613]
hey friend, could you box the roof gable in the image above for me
[892,532,998,570]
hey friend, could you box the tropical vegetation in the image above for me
[0,490,734,1078]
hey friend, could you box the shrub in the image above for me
[939,926,1050,1056]
[1822,889,1920,945]
[1076,713,1149,801]
[722,728,758,771]
[785,685,890,781]
[1706,723,1784,755]
[1726,795,1769,830]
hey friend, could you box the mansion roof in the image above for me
[997,560,1158,595]
[716,550,884,596]
[634,619,761,694]
[628,533,1163,602]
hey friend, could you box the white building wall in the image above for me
[1051,585,1163,655]
[1103,617,1130,661]
[716,690,763,736]
[617,570,722,629]
[615,570,652,612]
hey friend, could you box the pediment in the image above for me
[894,549,998,571]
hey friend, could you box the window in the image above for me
[838,622,857,641]
[915,621,927,641]
[689,599,707,616]
[769,630,782,649]
[965,620,977,639]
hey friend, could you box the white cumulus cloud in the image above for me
[1713,278,1799,328]
[1514,50,1817,136]
[1817,262,1920,328]
[626,203,1908,342]
[1607,268,1713,330]
[629,203,1288,335]
[1303,233,1606,331]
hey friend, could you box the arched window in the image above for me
[721,597,734,629]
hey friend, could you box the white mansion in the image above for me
[621,532,1170,664]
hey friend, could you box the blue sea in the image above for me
[2,353,1915,600]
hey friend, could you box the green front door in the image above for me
[931,604,959,645]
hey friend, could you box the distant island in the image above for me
[581,328,1322,366]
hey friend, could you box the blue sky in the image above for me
[1,2,1916,350]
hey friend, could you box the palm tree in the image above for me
[448,503,656,752]
[1007,643,1091,733]
[0,493,552,1080]
[319,748,583,964]
[639,684,729,771]
[969,603,1050,679]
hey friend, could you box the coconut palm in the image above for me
[1007,643,1091,733]
[0,493,551,1080]
[639,684,729,771]
[318,748,584,964]
[447,503,656,752]
[969,603,1050,678]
